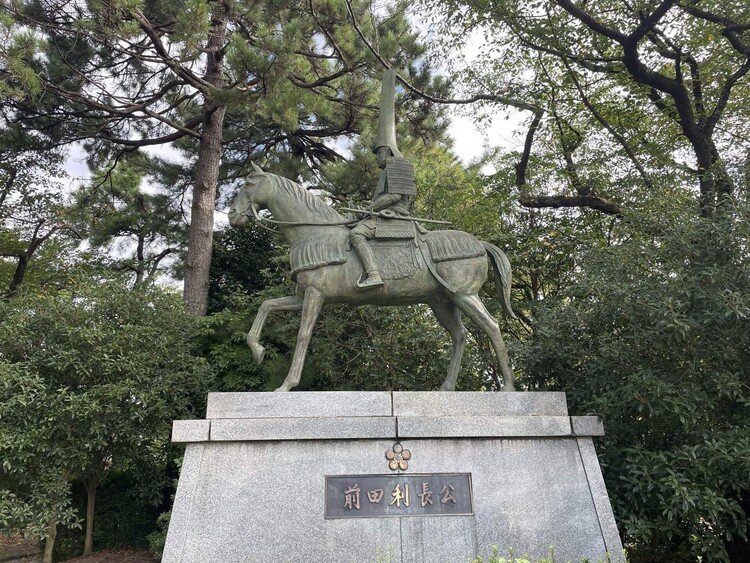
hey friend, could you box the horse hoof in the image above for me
[249,343,265,364]
[274,385,289,392]
[439,383,455,391]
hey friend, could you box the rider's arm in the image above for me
[370,193,402,212]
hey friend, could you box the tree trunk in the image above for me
[693,135,718,216]
[135,233,145,285]
[83,474,98,556]
[6,253,29,297]
[42,514,57,563]
[684,124,734,217]
[5,222,58,297]
[182,8,229,315]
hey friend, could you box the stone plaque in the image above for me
[325,473,473,519]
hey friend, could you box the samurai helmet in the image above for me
[373,68,403,158]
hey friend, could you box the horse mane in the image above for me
[264,172,343,222]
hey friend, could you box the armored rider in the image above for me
[350,69,417,289]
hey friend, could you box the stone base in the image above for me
[163,392,624,563]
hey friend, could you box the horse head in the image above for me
[228,164,275,228]
[230,164,345,232]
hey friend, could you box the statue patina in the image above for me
[228,69,517,392]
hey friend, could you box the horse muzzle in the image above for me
[228,207,248,227]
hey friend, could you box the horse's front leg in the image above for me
[275,287,324,392]
[247,295,303,364]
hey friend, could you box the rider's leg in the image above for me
[350,225,384,288]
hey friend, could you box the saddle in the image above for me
[374,215,417,239]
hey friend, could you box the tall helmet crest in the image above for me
[373,69,403,158]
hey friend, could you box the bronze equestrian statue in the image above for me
[228,70,517,392]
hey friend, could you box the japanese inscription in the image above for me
[325,474,473,519]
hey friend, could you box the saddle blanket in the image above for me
[372,240,419,280]
[424,230,486,262]
[289,230,486,279]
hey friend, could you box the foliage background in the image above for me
[1,0,749,561]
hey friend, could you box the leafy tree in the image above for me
[0,362,87,563]
[0,147,80,296]
[75,155,184,285]
[197,226,286,391]
[0,280,213,560]
[419,0,749,217]
[521,201,750,561]
[207,223,282,314]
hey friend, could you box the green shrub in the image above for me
[522,204,750,561]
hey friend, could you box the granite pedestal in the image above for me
[163,392,624,562]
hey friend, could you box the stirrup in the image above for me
[357,273,384,289]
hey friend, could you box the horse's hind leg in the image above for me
[248,295,303,364]
[276,286,324,392]
[451,294,516,391]
[430,302,468,391]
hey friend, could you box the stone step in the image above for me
[204,391,569,419]
[172,415,603,442]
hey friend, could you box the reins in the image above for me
[240,201,451,235]
[239,199,358,235]
[237,180,452,235]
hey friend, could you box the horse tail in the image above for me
[482,242,516,319]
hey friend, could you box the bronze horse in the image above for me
[228,167,516,392]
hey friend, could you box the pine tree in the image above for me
[2,0,448,313]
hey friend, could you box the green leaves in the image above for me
[171,0,211,60]
[0,279,213,541]
[521,202,750,560]
[0,18,42,98]
[0,363,85,538]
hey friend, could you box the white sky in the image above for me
[62,143,90,184]
[448,107,525,169]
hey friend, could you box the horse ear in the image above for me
[251,163,264,174]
